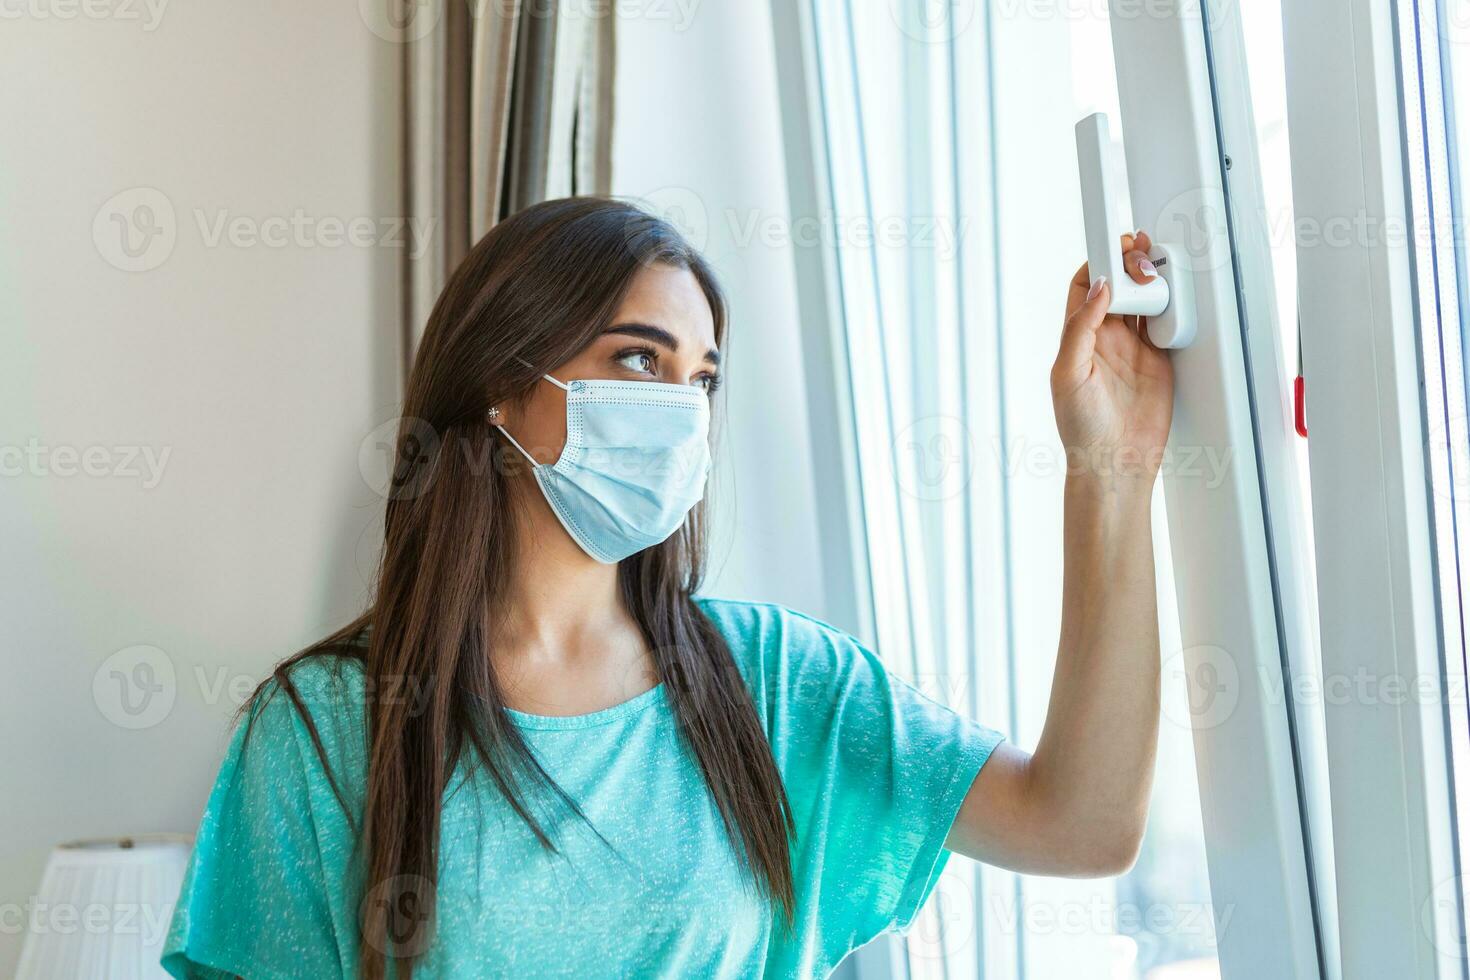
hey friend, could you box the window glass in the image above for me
[807,3,1219,976]
[1400,0,1470,951]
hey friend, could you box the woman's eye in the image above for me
[616,351,656,374]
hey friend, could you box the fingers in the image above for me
[1067,230,1157,319]
[1122,229,1152,253]
[1124,249,1158,285]
[1066,259,1093,318]
[1121,229,1158,285]
[1056,275,1111,384]
[1137,315,1161,352]
[1071,258,1092,289]
[1124,229,1159,349]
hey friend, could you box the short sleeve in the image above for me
[785,630,1003,937]
[696,598,1006,972]
[162,677,348,980]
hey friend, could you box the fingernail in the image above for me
[1134,228,1146,238]
[1140,258,1157,277]
[1087,276,1107,301]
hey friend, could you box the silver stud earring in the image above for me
[486,406,502,424]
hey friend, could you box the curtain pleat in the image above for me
[401,0,616,368]
[577,6,616,195]
[503,2,559,217]
[470,0,522,240]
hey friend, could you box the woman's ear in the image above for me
[487,400,522,429]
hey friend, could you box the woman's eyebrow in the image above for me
[605,322,720,367]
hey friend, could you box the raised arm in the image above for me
[945,233,1174,876]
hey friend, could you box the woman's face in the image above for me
[501,261,721,464]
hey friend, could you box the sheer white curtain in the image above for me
[806,3,1219,978]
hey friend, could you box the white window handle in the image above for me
[1075,112,1197,348]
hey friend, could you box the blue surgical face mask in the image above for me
[495,373,712,563]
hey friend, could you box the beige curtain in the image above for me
[402,0,616,365]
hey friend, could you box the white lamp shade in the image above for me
[16,836,191,980]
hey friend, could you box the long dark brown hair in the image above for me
[242,197,795,978]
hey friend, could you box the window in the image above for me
[1398,0,1470,962]
[1276,0,1468,970]
[776,0,1344,974]
[778,0,1470,972]
[801,3,1218,976]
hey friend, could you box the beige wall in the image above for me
[0,1,826,975]
[0,1,402,973]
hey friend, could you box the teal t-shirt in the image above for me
[162,598,1005,979]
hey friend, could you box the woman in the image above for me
[162,197,1171,979]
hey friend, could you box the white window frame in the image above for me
[1197,7,1343,972]
[770,0,1339,977]
[1104,5,1325,977]
[1282,0,1464,975]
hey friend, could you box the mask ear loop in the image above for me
[494,423,540,468]
[511,355,570,391]
[492,371,568,466]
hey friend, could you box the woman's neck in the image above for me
[496,548,624,646]
[486,499,651,714]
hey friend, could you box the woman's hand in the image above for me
[944,234,1172,876]
[1050,230,1175,483]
